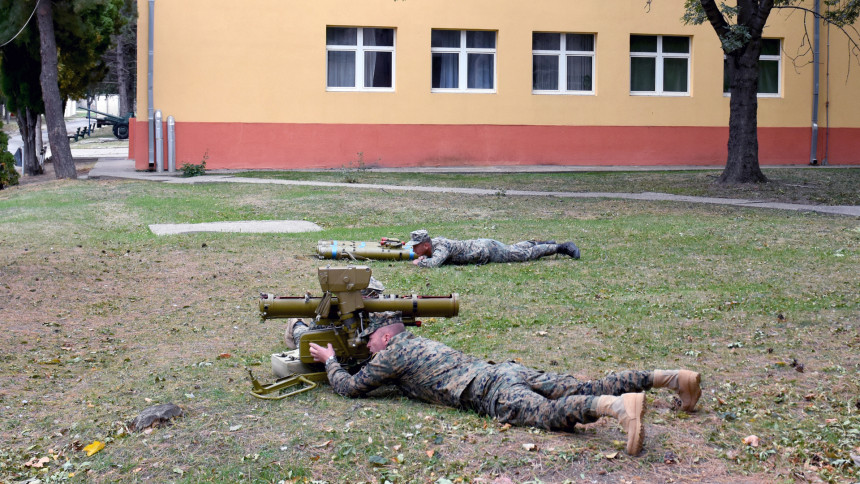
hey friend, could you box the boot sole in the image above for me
[622,393,645,456]
[679,371,701,412]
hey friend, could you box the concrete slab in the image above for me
[149,220,323,236]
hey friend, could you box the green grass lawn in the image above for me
[0,176,857,483]
[234,167,860,206]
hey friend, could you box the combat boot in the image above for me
[652,370,701,412]
[593,393,646,456]
[284,318,308,350]
[558,241,581,259]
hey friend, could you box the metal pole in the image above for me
[809,0,820,165]
[167,115,175,172]
[147,0,155,169]
[155,110,163,172]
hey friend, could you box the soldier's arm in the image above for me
[326,351,402,398]
[417,245,448,268]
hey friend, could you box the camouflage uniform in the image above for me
[325,330,654,430]
[417,238,563,268]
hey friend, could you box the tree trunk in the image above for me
[16,108,42,176]
[36,0,77,180]
[116,37,130,116]
[719,44,768,184]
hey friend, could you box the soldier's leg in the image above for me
[489,241,561,263]
[525,369,653,398]
[492,382,598,432]
[527,369,700,411]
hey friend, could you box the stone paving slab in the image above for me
[149,220,323,236]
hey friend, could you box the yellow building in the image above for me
[131,0,859,170]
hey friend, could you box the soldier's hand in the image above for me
[309,343,335,363]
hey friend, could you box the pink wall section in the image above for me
[130,120,860,170]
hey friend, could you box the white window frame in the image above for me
[326,27,395,92]
[430,30,497,93]
[723,38,782,98]
[630,35,690,96]
[532,33,596,95]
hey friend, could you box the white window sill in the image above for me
[430,89,497,94]
[532,90,595,96]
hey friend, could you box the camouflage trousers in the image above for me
[461,363,653,432]
[485,240,560,263]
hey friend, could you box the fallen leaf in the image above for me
[536,331,548,337]
[368,455,387,466]
[605,452,619,459]
[825,418,838,424]
[82,441,105,456]
[743,435,760,447]
[426,450,435,458]
[132,467,142,473]
[392,444,401,452]
[218,353,231,359]
[311,440,332,448]
[143,428,153,435]
[522,443,537,451]
[24,456,50,468]
[173,467,184,476]
[499,423,512,432]
[229,425,242,431]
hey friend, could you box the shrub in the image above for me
[180,149,208,177]
[0,125,20,189]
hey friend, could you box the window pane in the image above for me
[662,36,689,53]
[364,28,394,47]
[663,58,688,92]
[567,56,593,91]
[761,38,780,56]
[432,52,459,88]
[533,55,559,90]
[566,34,594,52]
[327,27,357,46]
[630,35,657,52]
[466,30,495,49]
[327,51,355,87]
[431,30,460,48]
[759,59,778,93]
[467,53,494,89]
[533,32,560,51]
[365,51,392,88]
[631,57,656,91]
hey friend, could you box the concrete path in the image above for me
[86,158,860,218]
[149,220,322,236]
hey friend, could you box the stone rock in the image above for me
[129,403,184,431]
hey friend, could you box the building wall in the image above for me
[133,0,860,169]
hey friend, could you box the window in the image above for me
[326,27,394,90]
[723,38,781,96]
[431,30,496,92]
[532,33,595,94]
[630,35,690,95]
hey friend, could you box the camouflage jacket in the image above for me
[326,331,492,407]
[417,237,494,268]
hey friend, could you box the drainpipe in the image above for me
[809,0,820,165]
[147,0,155,168]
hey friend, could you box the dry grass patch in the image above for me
[0,178,857,483]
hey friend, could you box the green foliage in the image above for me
[0,123,20,189]
[682,0,860,54]
[180,150,208,177]
[0,0,126,113]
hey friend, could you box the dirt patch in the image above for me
[14,159,96,186]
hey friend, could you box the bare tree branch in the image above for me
[700,0,731,38]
